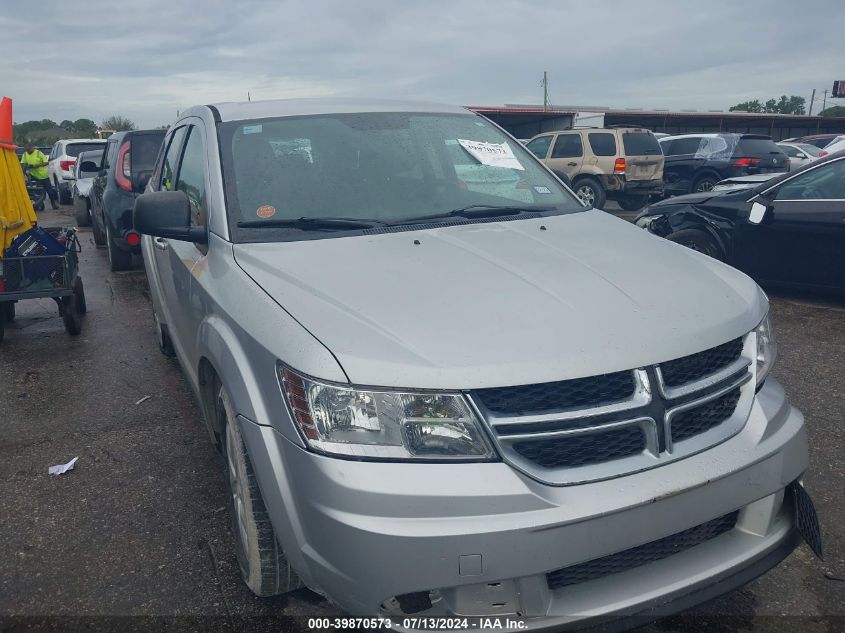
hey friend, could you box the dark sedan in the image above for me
[635,150,845,292]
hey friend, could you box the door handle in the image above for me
[567,162,578,166]
[153,237,168,251]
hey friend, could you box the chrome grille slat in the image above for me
[469,334,756,485]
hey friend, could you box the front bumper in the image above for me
[239,377,809,627]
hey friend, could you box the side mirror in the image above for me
[748,200,770,225]
[134,191,207,243]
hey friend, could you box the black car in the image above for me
[659,133,788,196]
[635,149,845,292]
[90,129,166,270]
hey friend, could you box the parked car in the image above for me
[46,139,107,204]
[636,149,845,292]
[712,173,778,191]
[71,149,104,227]
[782,133,840,149]
[525,127,663,210]
[135,98,817,627]
[777,142,824,171]
[89,129,166,270]
[659,133,788,196]
[821,136,845,155]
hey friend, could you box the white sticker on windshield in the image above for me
[242,124,263,135]
[457,139,524,171]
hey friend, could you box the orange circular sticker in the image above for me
[256,205,276,219]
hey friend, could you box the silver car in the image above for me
[136,99,818,629]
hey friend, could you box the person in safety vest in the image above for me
[20,142,59,210]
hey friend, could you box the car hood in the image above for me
[233,211,766,389]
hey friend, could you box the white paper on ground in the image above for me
[457,139,524,171]
[48,457,78,475]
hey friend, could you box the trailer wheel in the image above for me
[62,284,84,335]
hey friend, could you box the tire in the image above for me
[218,386,304,597]
[553,171,573,189]
[106,222,133,271]
[573,177,607,210]
[62,287,83,335]
[692,174,719,193]
[154,311,176,357]
[92,214,106,247]
[667,229,724,260]
[74,277,87,315]
[58,179,72,205]
[617,195,650,211]
[74,198,92,227]
[2,302,15,323]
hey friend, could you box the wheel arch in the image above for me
[691,168,723,188]
[666,207,731,258]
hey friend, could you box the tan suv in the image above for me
[525,127,664,210]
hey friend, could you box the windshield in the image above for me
[219,112,583,240]
[622,131,661,156]
[66,142,105,158]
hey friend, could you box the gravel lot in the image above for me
[1,206,842,632]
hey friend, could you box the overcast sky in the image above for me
[4,0,843,128]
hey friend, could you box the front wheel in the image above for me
[573,178,607,210]
[219,387,304,596]
[692,175,718,193]
[667,229,723,260]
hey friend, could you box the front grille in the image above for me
[671,387,741,443]
[546,511,739,590]
[475,371,635,415]
[512,426,644,469]
[659,338,743,387]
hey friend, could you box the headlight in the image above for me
[755,312,777,388]
[278,365,496,461]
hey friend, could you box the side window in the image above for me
[551,134,583,158]
[780,145,800,158]
[669,137,703,156]
[525,136,552,159]
[103,139,117,170]
[776,159,845,200]
[175,126,207,228]
[49,143,58,160]
[588,133,616,157]
[658,139,673,156]
[159,127,188,191]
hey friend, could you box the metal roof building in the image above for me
[467,104,845,141]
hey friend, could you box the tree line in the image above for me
[728,94,845,117]
[13,115,137,145]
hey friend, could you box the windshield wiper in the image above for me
[237,216,386,230]
[390,205,555,226]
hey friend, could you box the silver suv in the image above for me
[136,99,818,629]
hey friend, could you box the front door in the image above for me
[545,133,584,181]
[743,157,845,290]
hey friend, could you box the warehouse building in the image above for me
[468,104,845,141]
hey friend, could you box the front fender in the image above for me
[640,205,733,257]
